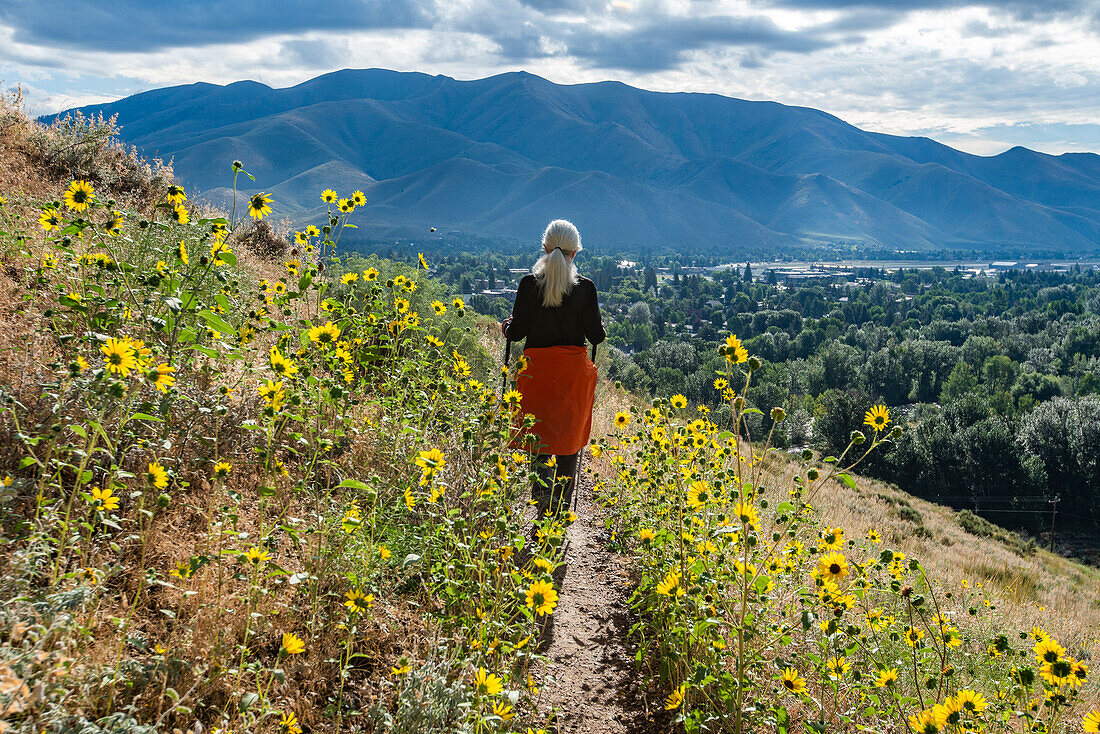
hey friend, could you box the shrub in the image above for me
[958,510,1037,557]
[896,505,923,524]
[28,110,172,204]
[958,509,998,537]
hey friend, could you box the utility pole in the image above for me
[1048,495,1060,553]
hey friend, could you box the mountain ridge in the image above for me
[46,68,1100,254]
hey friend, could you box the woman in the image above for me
[501,220,605,519]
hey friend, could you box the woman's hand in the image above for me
[501,317,512,337]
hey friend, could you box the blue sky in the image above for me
[1,0,1098,155]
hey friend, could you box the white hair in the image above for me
[532,219,582,307]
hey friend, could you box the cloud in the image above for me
[961,18,1015,36]
[277,39,352,68]
[494,14,840,71]
[0,0,430,53]
[764,0,1090,10]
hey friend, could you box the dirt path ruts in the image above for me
[534,474,668,734]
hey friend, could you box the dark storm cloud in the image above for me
[492,15,839,71]
[0,0,431,53]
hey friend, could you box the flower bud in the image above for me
[850,430,866,445]
[770,407,786,422]
[747,356,762,371]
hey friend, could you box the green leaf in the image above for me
[836,473,857,490]
[198,310,235,335]
[777,501,795,514]
[800,610,815,631]
[191,346,220,358]
[129,413,162,422]
[336,479,370,491]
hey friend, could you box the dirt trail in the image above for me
[534,475,667,734]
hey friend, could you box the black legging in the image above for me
[532,452,578,519]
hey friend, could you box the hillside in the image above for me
[46,69,1100,255]
[1,92,1098,732]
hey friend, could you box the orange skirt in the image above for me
[513,345,597,456]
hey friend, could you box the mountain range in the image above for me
[47,69,1100,254]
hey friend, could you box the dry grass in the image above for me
[810,467,1100,654]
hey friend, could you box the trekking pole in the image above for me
[572,341,598,516]
[500,338,512,398]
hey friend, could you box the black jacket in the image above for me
[503,274,606,349]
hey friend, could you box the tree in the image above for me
[983,355,1017,393]
[1011,372,1061,403]
[743,262,753,282]
[940,363,979,403]
[864,347,909,405]
[814,388,872,457]
[1018,396,1100,529]
[627,301,652,323]
[632,324,655,352]
[961,335,999,368]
